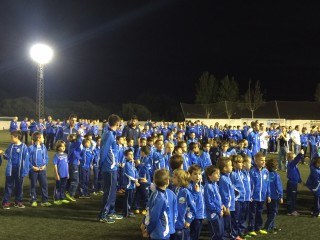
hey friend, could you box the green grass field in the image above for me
[0,131,318,240]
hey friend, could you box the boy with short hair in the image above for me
[169,154,184,173]
[209,138,220,166]
[204,165,224,240]
[92,136,102,195]
[2,130,30,209]
[199,142,212,182]
[123,149,140,217]
[188,142,200,165]
[247,152,271,236]
[286,149,304,216]
[79,138,95,198]
[134,146,151,215]
[241,155,252,237]
[177,141,191,171]
[152,140,166,171]
[218,157,235,239]
[145,169,171,239]
[188,164,205,240]
[28,131,51,207]
[66,133,82,202]
[230,155,245,239]
[116,136,125,193]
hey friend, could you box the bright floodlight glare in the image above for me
[30,43,53,64]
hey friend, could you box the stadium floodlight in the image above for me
[30,43,53,119]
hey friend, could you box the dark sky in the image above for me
[1,0,320,104]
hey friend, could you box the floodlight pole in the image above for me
[36,63,45,119]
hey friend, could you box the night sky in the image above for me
[1,0,320,105]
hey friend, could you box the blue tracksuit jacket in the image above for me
[124,159,137,189]
[80,147,95,169]
[242,170,251,201]
[175,187,196,230]
[204,181,223,220]
[153,149,166,170]
[28,144,49,172]
[306,165,320,196]
[230,169,245,202]
[287,153,304,184]
[187,182,205,219]
[219,173,235,211]
[100,128,118,172]
[146,188,170,239]
[68,137,82,165]
[3,143,29,177]
[250,167,270,201]
[268,170,283,200]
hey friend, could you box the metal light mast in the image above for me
[30,43,53,119]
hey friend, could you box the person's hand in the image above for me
[142,230,149,238]
[300,149,304,155]
[280,198,283,204]
[0,150,3,155]
[140,178,148,183]
[33,166,40,171]
[220,210,224,217]
[135,180,140,187]
[224,208,230,216]
[56,175,60,181]
[184,222,190,228]
[267,197,271,203]
[194,183,200,192]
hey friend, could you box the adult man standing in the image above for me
[20,117,29,144]
[122,115,141,151]
[291,125,301,155]
[248,121,261,156]
[259,123,270,156]
[98,114,123,223]
[45,115,55,150]
[56,114,78,149]
[9,116,18,133]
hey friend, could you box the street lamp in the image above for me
[30,43,53,119]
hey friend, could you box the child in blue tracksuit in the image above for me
[79,138,95,198]
[66,133,82,201]
[263,159,283,233]
[248,152,270,236]
[2,130,30,209]
[172,169,196,240]
[286,149,304,216]
[187,165,205,240]
[199,142,212,175]
[204,165,224,240]
[241,155,252,236]
[134,146,151,215]
[53,140,70,205]
[28,132,51,207]
[92,136,102,194]
[218,157,235,239]
[230,155,245,239]
[116,136,125,193]
[123,149,139,217]
[153,139,166,171]
[306,156,320,217]
[166,187,178,239]
[144,169,171,239]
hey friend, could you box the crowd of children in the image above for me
[2,116,320,240]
